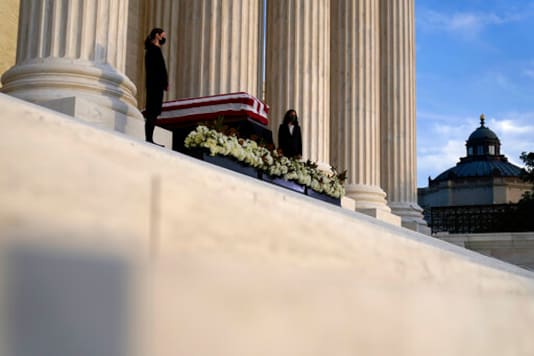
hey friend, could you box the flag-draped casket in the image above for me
[151,92,272,151]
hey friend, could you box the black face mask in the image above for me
[159,37,166,46]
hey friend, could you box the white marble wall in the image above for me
[3,92,534,356]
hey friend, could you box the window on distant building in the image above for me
[488,145,495,155]
[476,146,484,155]
[468,147,473,156]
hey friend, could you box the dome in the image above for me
[464,114,502,158]
[468,126,499,141]
[430,114,522,184]
[467,114,499,145]
[433,159,522,182]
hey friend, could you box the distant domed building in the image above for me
[418,115,530,233]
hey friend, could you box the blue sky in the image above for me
[415,0,534,187]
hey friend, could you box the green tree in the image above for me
[513,152,534,231]
[519,151,534,202]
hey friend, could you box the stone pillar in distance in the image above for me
[330,0,398,224]
[265,0,330,165]
[140,0,180,103]
[379,0,429,233]
[173,0,261,99]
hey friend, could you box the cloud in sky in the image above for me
[489,112,534,165]
[416,112,473,185]
[522,62,534,79]
[477,70,518,95]
[417,138,465,184]
[417,9,525,39]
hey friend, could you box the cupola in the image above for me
[429,114,522,185]
[465,114,501,157]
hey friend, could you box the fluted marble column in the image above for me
[330,0,389,211]
[141,0,180,102]
[168,0,260,99]
[1,0,142,123]
[126,0,149,107]
[380,0,428,231]
[265,0,330,164]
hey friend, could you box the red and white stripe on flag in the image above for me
[157,92,269,126]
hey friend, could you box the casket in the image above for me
[156,92,269,128]
[152,92,273,151]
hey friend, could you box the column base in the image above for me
[341,196,356,211]
[1,59,172,147]
[389,202,431,235]
[42,96,172,148]
[345,184,391,212]
[1,59,141,123]
[402,220,431,235]
[343,184,400,226]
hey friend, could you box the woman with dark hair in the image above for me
[144,28,168,146]
[278,109,302,159]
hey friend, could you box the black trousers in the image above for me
[144,88,164,142]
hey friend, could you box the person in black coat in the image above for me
[278,109,302,159]
[144,28,168,146]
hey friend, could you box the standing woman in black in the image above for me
[278,109,302,159]
[144,28,168,146]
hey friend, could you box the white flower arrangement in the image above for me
[185,125,346,199]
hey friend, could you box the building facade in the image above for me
[0,0,427,231]
[418,115,531,233]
